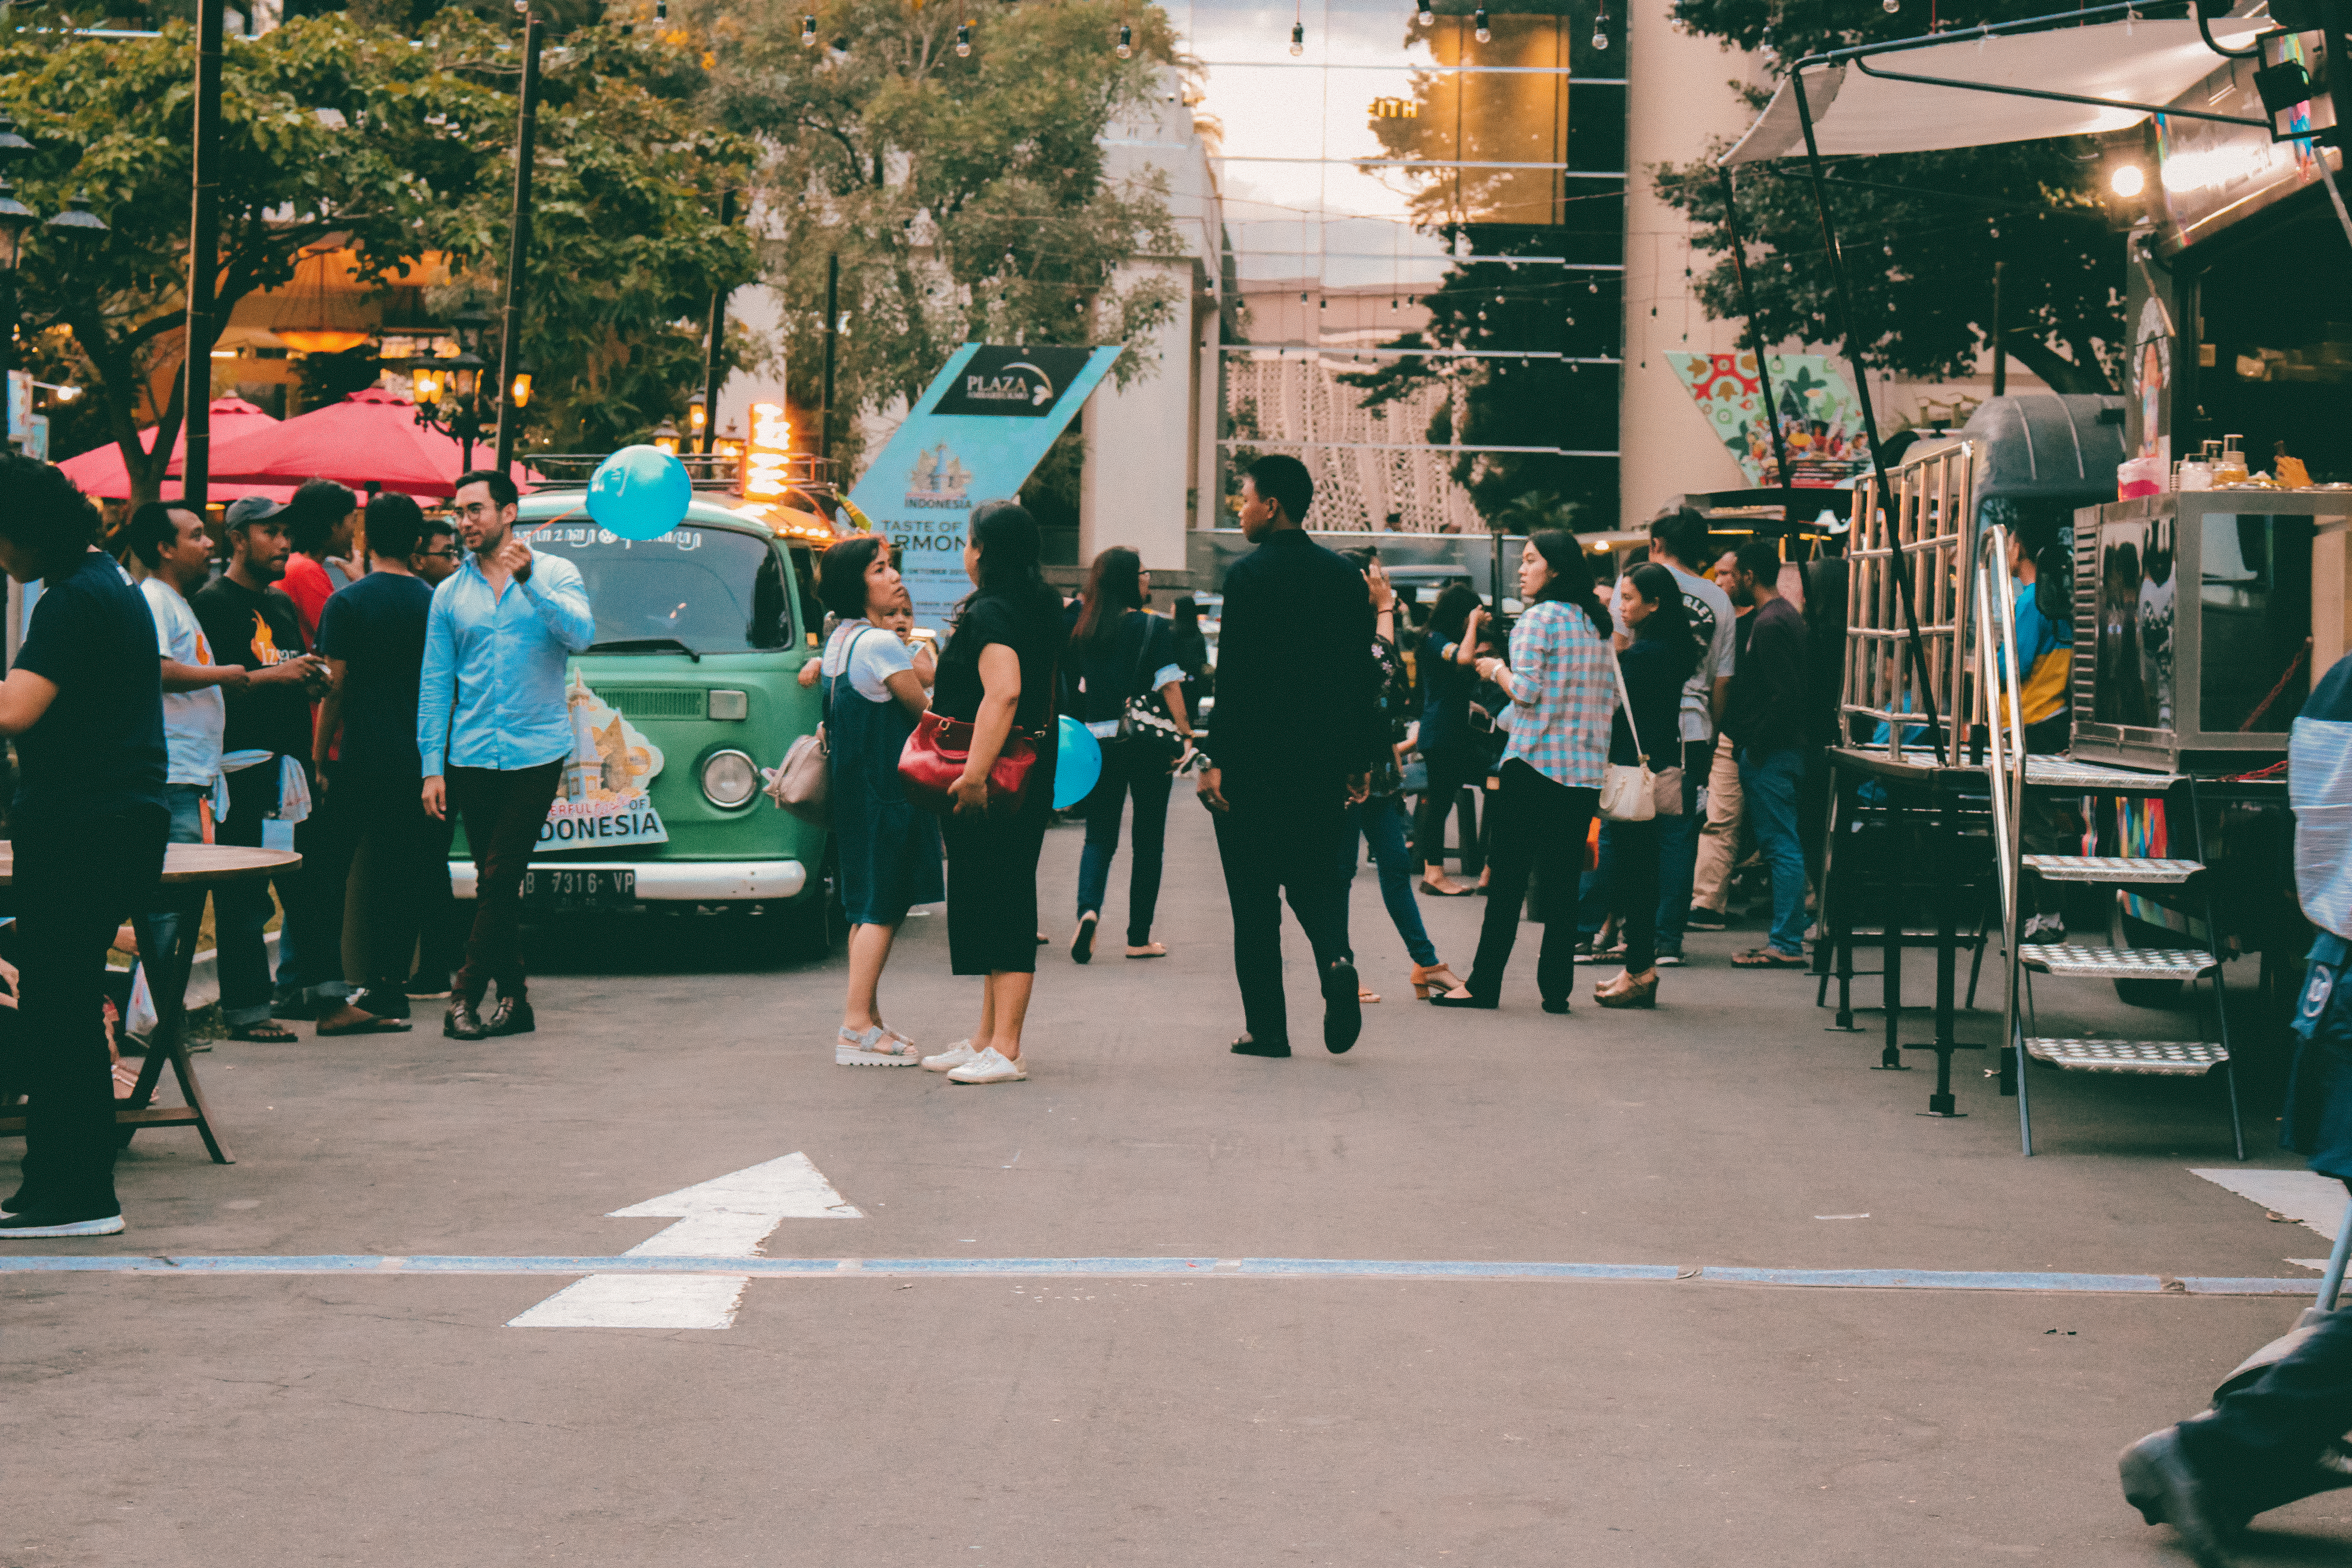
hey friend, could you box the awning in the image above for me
[1719,16,2265,165]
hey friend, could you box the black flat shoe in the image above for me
[1230,1034,1291,1058]
[1322,960,1362,1054]
[1542,998,1571,1014]
[1071,911,1098,965]
[1428,991,1498,1009]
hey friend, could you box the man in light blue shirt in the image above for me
[418,469,593,1040]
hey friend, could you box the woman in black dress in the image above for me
[1593,562,1698,1009]
[1415,583,1485,895]
[919,501,1065,1086]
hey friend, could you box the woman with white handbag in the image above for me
[1429,533,1614,1013]
[1591,563,1699,1009]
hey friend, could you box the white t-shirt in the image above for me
[821,620,915,703]
[140,575,225,787]
[1614,558,1736,743]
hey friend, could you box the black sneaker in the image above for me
[1230,1034,1291,1058]
[348,987,412,1021]
[444,998,490,1040]
[485,997,536,1037]
[1684,907,1728,931]
[0,1208,124,1237]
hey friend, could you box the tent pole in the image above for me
[1717,167,1794,492]
[1788,65,1946,765]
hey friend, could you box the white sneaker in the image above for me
[946,1046,1027,1084]
[921,1039,978,1072]
[837,1025,920,1067]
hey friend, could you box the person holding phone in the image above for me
[1416,583,1485,896]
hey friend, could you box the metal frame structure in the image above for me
[1840,440,1979,768]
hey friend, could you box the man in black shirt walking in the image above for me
[0,456,167,1237]
[1196,455,1382,1057]
[1723,540,1810,967]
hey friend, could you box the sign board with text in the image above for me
[846,344,1121,632]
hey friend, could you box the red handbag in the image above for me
[898,710,1040,817]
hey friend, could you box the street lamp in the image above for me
[0,116,110,451]
[407,302,499,470]
[652,418,682,456]
[687,390,707,441]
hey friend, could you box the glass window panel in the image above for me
[2199,513,2312,732]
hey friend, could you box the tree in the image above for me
[1653,0,2127,393]
[1,11,757,500]
[695,0,1182,474]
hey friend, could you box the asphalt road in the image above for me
[6,802,2348,1567]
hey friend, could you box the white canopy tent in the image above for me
[1718,16,2269,164]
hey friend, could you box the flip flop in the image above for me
[227,1021,300,1044]
[1732,948,1808,968]
[316,1015,415,1037]
[1419,881,1475,897]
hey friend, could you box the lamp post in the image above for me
[409,301,495,470]
[0,111,109,454]
[492,12,545,475]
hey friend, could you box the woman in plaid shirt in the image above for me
[1431,532,1614,1013]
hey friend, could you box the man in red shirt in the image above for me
[278,479,360,641]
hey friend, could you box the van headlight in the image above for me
[700,750,759,808]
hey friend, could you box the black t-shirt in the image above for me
[1075,610,1177,725]
[937,593,1065,735]
[11,550,167,826]
[192,574,311,757]
[318,570,432,774]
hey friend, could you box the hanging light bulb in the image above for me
[1290,20,1304,54]
[1474,7,1490,41]
[654,0,666,20]
[800,14,817,45]
[1116,20,1132,56]
[1882,0,1899,11]
[1591,9,1611,50]
[955,19,971,55]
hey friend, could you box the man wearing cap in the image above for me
[192,496,388,1039]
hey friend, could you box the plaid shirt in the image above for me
[1499,599,1613,790]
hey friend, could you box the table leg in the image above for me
[124,906,234,1165]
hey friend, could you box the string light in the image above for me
[655,0,666,20]
[1882,0,1899,10]
[1116,21,1132,55]
[1591,5,1611,49]
[1290,20,1303,54]
[955,19,971,55]
[800,14,816,45]
[1474,7,1490,41]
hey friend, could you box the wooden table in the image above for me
[0,843,299,1165]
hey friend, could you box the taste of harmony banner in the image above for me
[846,343,1122,632]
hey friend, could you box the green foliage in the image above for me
[0,11,755,499]
[1655,0,2126,391]
[696,0,1182,474]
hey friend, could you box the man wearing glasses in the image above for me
[418,470,593,1040]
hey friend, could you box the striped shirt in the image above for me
[1499,599,1613,790]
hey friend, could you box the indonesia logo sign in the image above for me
[545,671,669,848]
[906,442,973,509]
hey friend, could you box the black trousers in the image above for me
[1210,769,1352,1044]
[1413,745,1481,870]
[943,806,1047,976]
[1613,814,1665,973]
[302,764,448,990]
[11,808,167,1215]
[2177,1259,2352,1514]
[448,760,564,1005]
[1465,760,1598,1005]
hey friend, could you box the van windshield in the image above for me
[517,521,791,654]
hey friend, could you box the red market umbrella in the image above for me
[57,397,296,503]
[205,386,534,500]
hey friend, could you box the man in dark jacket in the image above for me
[1196,454,1381,1058]
[1724,539,1810,966]
[2117,650,2352,1566]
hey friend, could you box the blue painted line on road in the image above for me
[0,1254,2324,1296]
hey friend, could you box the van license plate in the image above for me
[521,868,637,910]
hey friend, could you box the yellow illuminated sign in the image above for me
[745,401,791,500]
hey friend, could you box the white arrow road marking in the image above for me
[508,1153,860,1330]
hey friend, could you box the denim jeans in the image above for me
[1737,746,1809,956]
[140,784,211,1004]
[1652,738,1712,953]
[215,763,291,1027]
[1341,793,1439,967]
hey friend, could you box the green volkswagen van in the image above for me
[446,490,834,955]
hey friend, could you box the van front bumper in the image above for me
[452,859,808,902]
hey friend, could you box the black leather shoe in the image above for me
[1322,960,1362,1054]
[485,997,536,1037]
[444,998,490,1041]
[1230,1034,1290,1058]
[1429,991,1498,1009]
[2119,1427,2238,1567]
[1542,997,1571,1014]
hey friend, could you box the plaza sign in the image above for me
[847,342,1121,631]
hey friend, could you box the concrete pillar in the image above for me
[1618,0,1766,527]
[1078,260,1195,575]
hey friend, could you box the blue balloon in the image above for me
[586,444,692,541]
[1053,715,1102,809]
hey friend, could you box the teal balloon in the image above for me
[1053,715,1102,808]
[586,444,692,540]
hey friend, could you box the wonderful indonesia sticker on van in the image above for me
[545,671,669,848]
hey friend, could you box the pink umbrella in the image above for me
[206,386,533,500]
[57,397,296,503]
